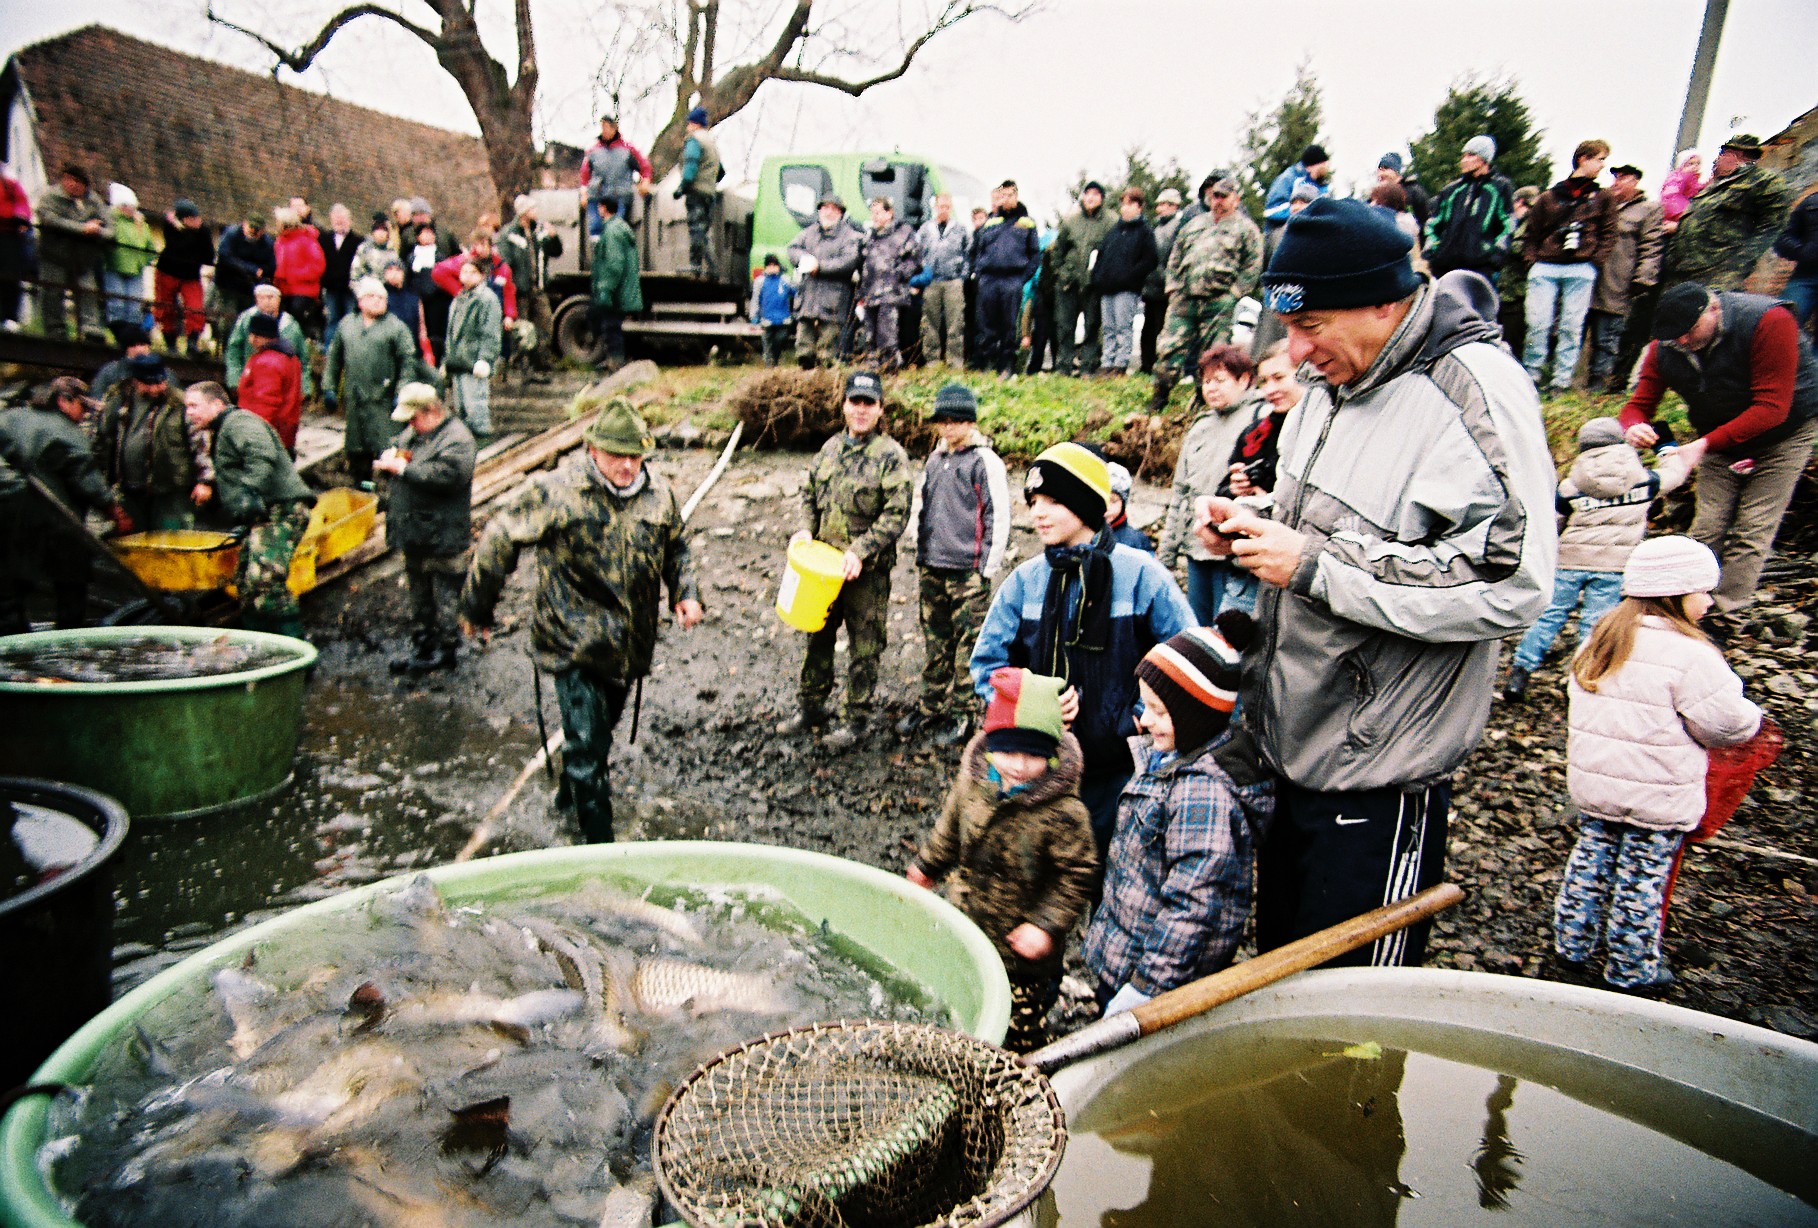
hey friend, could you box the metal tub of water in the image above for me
[0,842,1012,1226]
[1035,967,1818,1225]
[0,627,316,820]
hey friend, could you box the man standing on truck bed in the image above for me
[673,107,723,275]
[788,196,864,369]
[580,116,653,237]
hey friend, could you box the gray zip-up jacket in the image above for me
[916,218,970,283]
[1245,273,1557,792]
[913,428,1011,575]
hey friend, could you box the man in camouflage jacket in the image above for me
[857,197,922,370]
[1663,134,1795,292]
[185,381,316,637]
[1149,177,1264,410]
[461,398,702,843]
[779,370,911,751]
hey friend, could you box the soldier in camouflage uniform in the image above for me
[1150,178,1264,412]
[1661,134,1795,293]
[897,384,1010,747]
[778,370,911,752]
[461,397,702,843]
[856,198,922,371]
[184,381,316,637]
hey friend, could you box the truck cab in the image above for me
[752,153,985,275]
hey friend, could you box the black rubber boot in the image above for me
[1502,666,1530,702]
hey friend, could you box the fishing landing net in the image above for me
[653,1020,1067,1228]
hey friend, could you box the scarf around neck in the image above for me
[1033,529,1116,678]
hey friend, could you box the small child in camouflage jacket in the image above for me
[908,668,1098,1051]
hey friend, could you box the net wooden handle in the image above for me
[1131,883,1466,1036]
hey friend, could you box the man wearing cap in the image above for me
[237,313,304,454]
[672,107,723,274]
[407,198,459,262]
[1586,164,1665,393]
[375,383,476,674]
[972,441,1195,854]
[224,285,313,400]
[155,199,214,354]
[1263,145,1333,232]
[97,355,211,531]
[787,196,864,368]
[1198,197,1556,967]
[35,165,113,341]
[499,196,562,372]
[212,216,276,337]
[780,371,912,751]
[0,377,132,630]
[1149,177,1264,413]
[185,381,315,637]
[1617,282,1818,616]
[970,181,1041,377]
[462,397,703,843]
[580,116,654,236]
[1377,153,1431,231]
[327,278,422,486]
[90,324,154,409]
[1663,134,1794,292]
[1424,136,1516,283]
[1140,187,1186,374]
[1049,183,1117,377]
[900,383,1011,746]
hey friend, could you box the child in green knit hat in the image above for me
[906,667,1098,1051]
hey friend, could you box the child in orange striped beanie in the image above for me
[1084,614,1275,1015]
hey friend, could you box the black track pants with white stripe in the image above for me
[1254,780,1451,967]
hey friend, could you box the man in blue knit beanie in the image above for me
[1194,196,1559,968]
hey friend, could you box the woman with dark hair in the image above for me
[1157,343,1263,622]
[408,223,450,362]
[1370,181,1424,269]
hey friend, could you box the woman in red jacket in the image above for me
[273,206,326,338]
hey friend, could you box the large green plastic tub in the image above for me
[0,626,316,819]
[0,842,1012,1227]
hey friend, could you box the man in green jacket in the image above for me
[777,370,912,752]
[589,196,644,372]
[224,285,314,399]
[0,377,132,630]
[1048,182,1117,376]
[96,354,210,530]
[185,381,317,637]
[326,278,420,485]
[462,397,703,843]
[443,259,502,439]
[1663,133,1795,292]
[376,381,476,674]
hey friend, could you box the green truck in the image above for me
[537,152,983,362]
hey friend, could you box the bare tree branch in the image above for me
[205,1,441,71]
[773,2,1023,97]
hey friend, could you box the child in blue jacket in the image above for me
[750,254,796,367]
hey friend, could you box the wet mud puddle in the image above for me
[47,873,945,1227]
[0,635,300,684]
[1041,1020,1818,1226]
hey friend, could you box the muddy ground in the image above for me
[109,371,1817,1047]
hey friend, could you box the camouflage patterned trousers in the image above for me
[1154,293,1238,385]
[235,499,312,621]
[1552,818,1683,989]
[800,566,891,719]
[916,566,990,718]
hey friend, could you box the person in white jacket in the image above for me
[1555,536,1762,991]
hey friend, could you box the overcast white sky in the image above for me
[5,0,1814,216]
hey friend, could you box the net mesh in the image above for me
[654,1020,1067,1228]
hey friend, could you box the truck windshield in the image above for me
[780,164,835,226]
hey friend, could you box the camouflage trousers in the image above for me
[235,499,312,620]
[1553,817,1683,989]
[796,317,842,366]
[405,549,467,651]
[682,189,714,271]
[1154,293,1238,385]
[1004,960,1063,1054]
[916,566,990,717]
[800,566,891,719]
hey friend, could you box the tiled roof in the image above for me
[10,24,500,233]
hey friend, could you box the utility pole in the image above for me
[1674,0,1730,163]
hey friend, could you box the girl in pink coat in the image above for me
[1554,536,1761,991]
[1659,150,1704,228]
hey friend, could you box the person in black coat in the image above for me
[318,203,363,341]
[1091,187,1160,376]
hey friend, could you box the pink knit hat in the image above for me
[1623,536,1719,598]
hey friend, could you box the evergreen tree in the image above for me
[1410,76,1551,195]
[1234,60,1326,221]
[1063,147,1194,223]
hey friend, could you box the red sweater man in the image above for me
[238,320,304,452]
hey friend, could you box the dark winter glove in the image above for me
[1649,421,1677,451]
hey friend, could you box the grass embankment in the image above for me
[645,361,1692,475]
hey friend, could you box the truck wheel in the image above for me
[552,297,600,364]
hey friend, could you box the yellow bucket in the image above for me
[776,539,846,632]
[303,488,378,564]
